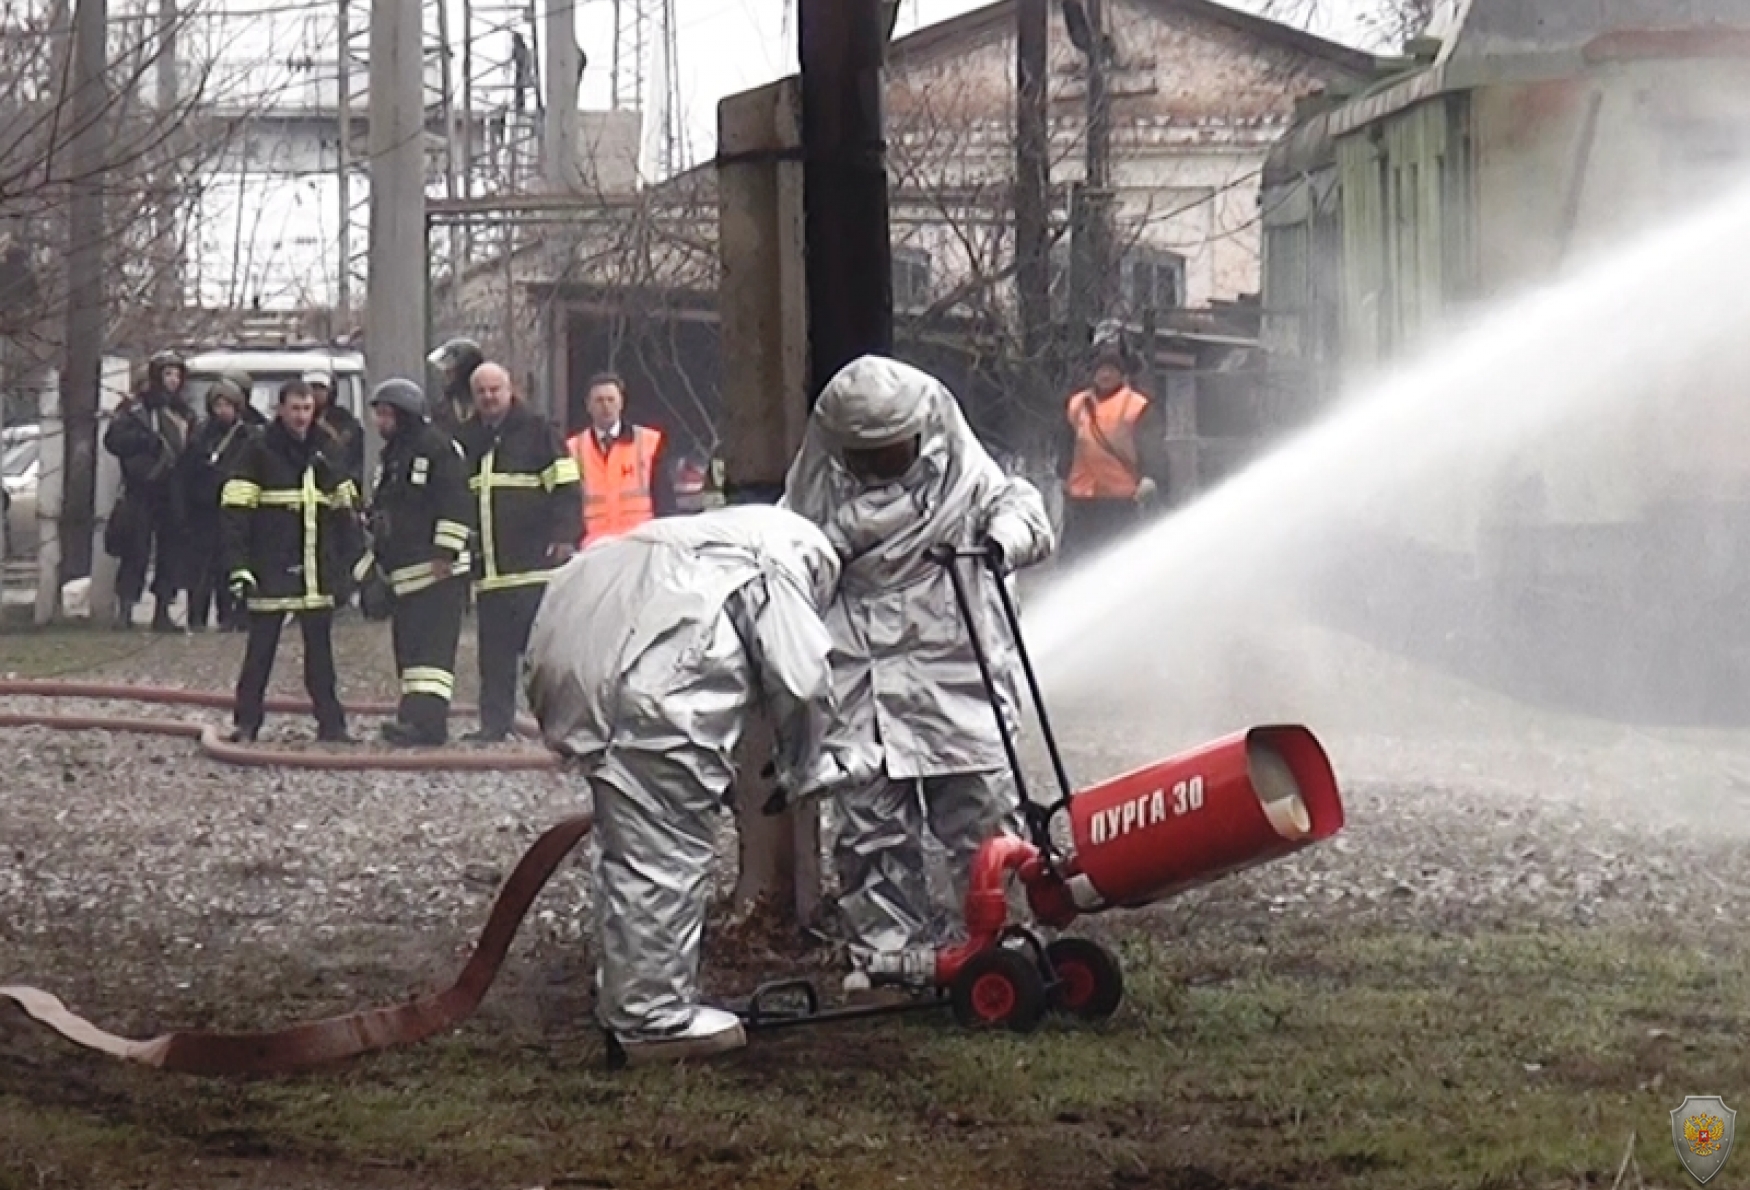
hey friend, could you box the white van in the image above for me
[181,347,367,423]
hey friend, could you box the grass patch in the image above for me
[0,625,165,678]
[5,921,1749,1189]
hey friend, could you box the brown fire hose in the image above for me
[0,814,593,1075]
[0,678,557,770]
[0,680,592,1073]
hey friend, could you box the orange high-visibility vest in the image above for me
[568,424,663,544]
[1065,386,1147,499]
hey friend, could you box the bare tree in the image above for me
[1253,0,1435,50]
[1,0,277,389]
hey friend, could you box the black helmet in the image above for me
[369,377,429,422]
[147,348,185,390]
[427,337,483,393]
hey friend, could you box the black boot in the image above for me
[379,721,442,748]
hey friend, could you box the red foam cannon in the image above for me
[1048,723,1343,917]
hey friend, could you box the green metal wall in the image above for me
[1336,94,1475,372]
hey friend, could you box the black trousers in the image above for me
[234,609,343,733]
[114,492,184,608]
[1062,497,1142,567]
[476,584,546,735]
[391,578,467,742]
[186,516,242,630]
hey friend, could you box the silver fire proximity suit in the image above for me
[523,504,854,1057]
[780,355,1056,967]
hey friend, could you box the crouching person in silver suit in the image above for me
[524,504,864,1066]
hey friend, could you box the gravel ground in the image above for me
[3,611,1749,1043]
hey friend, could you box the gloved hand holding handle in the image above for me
[762,748,880,816]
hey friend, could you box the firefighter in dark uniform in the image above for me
[454,361,582,742]
[357,378,473,747]
[426,337,484,437]
[220,379,362,743]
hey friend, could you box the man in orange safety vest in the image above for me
[1059,341,1165,564]
[566,371,675,546]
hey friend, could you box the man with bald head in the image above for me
[455,360,582,741]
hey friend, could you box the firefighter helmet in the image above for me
[369,377,429,421]
[427,337,483,390]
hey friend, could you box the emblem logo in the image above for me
[1671,1095,1737,1184]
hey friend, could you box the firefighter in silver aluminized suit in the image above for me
[780,354,1056,987]
[523,504,863,1065]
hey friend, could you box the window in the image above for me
[893,246,932,311]
[1124,247,1186,313]
[1048,239,1185,316]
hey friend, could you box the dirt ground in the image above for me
[3,610,1749,1190]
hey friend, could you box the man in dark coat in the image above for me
[304,368,365,490]
[184,377,259,632]
[104,348,197,629]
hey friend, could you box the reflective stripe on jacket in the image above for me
[361,421,473,597]
[459,403,583,593]
[220,420,363,613]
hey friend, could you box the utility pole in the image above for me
[543,0,578,190]
[799,0,893,396]
[723,0,892,928]
[60,0,107,589]
[366,0,427,387]
[152,0,180,315]
[1014,0,1051,417]
[1069,0,1114,355]
[436,0,462,273]
[459,0,473,259]
[336,0,352,324]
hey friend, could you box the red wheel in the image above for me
[950,947,1047,1032]
[1046,937,1123,1020]
[970,971,1018,1021]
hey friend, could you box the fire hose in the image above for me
[0,679,558,770]
[0,679,591,1074]
[0,815,593,1075]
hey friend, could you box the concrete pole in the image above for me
[710,0,896,927]
[459,0,473,259]
[717,79,815,923]
[543,0,578,191]
[152,0,180,314]
[336,0,353,324]
[58,0,108,593]
[435,0,462,274]
[367,0,428,390]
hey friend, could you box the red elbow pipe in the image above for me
[935,834,1040,985]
